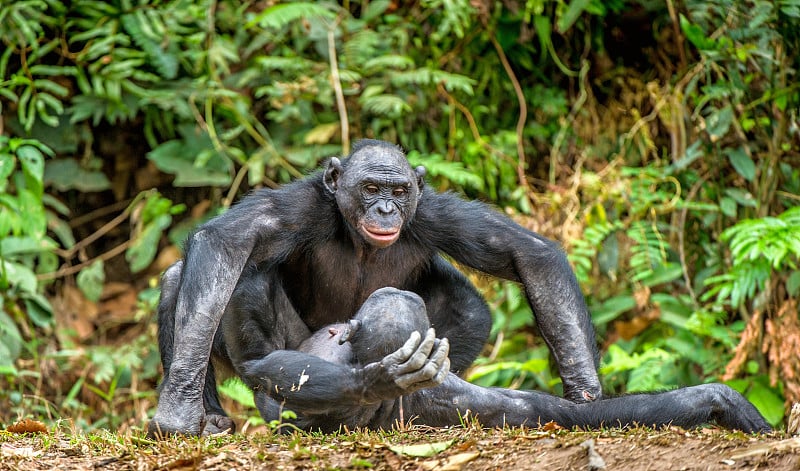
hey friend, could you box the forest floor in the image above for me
[1,423,798,471]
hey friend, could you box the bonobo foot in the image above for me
[147,413,235,438]
[202,414,236,435]
[146,393,207,438]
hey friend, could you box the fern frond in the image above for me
[343,29,380,65]
[391,68,475,95]
[406,151,483,190]
[362,55,415,74]
[255,56,316,72]
[248,2,337,30]
[121,11,178,79]
[359,94,410,118]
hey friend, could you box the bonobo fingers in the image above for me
[381,330,424,367]
[395,337,450,390]
[359,329,451,403]
[393,328,437,374]
[389,329,450,390]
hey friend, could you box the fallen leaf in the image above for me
[6,419,48,434]
[541,421,564,432]
[388,439,454,457]
[1,443,42,457]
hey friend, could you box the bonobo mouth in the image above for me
[361,226,401,247]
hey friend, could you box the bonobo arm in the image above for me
[241,329,450,414]
[417,191,601,402]
[149,193,293,437]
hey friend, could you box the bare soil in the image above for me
[1,426,798,471]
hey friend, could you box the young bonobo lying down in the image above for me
[245,287,771,434]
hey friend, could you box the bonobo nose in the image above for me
[377,201,394,215]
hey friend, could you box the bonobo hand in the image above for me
[358,328,450,403]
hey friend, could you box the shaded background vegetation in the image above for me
[1,0,798,433]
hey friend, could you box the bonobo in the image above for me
[249,287,438,432]
[147,139,770,437]
[256,287,770,433]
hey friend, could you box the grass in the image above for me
[0,418,793,471]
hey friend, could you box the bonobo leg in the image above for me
[399,378,771,433]
[148,261,234,437]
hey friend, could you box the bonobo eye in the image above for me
[364,184,380,195]
[392,187,408,198]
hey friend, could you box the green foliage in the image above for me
[0,0,798,430]
[0,137,56,373]
[705,207,800,307]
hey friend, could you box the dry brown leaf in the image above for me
[541,421,564,432]
[6,419,48,434]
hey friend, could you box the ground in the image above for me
[1,424,798,471]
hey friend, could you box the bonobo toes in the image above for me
[202,414,236,435]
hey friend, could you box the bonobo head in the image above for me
[323,140,426,248]
[345,287,430,364]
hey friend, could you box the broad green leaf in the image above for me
[725,147,756,181]
[0,154,13,181]
[147,140,231,187]
[706,105,733,140]
[17,144,44,196]
[77,260,105,302]
[0,309,23,365]
[746,383,786,426]
[787,271,800,297]
[2,260,37,294]
[642,263,683,287]
[126,213,172,272]
[679,14,718,50]
[22,292,54,328]
[44,159,110,192]
[0,236,56,256]
[725,188,757,207]
[590,295,636,325]
[720,197,737,217]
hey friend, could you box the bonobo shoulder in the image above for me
[189,175,331,244]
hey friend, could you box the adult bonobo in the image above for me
[148,140,769,437]
[254,287,770,433]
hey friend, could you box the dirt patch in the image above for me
[1,426,798,471]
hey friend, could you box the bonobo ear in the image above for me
[414,165,426,190]
[323,157,344,194]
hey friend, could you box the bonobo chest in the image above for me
[280,238,429,330]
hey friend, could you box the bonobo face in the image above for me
[324,140,425,248]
